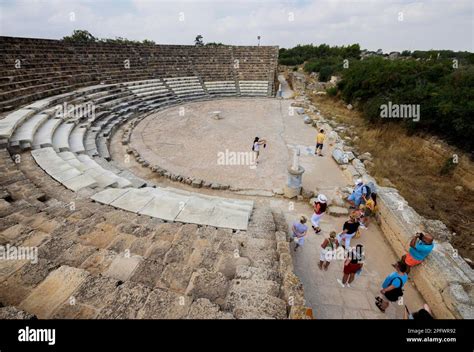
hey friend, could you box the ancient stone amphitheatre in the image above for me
[0,36,472,321]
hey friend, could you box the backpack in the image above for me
[363,182,377,198]
[384,276,404,302]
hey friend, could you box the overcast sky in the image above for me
[0,0,472,52]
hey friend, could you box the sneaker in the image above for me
[337,279,345,288]
[346,283,351,288]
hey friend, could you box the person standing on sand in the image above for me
[319,231,339,270]
[311,194,327,234]
[337,211,361,249]
[252,137,267,164]
[376,260,408,313]
[315,129,325,156]
[291,215,308,252]
[337,244,364,288]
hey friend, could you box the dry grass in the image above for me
[310,93,474,264]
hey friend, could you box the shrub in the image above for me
[326,86,338,96]
[319,66,334,82]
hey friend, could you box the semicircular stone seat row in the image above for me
[0,77,265,230]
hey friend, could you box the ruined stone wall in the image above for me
[376,189,474,319]
[0,36,279,111]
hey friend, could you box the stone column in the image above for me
[284,149,305,198]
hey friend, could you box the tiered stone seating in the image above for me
[8,112,49,150]
[30,147,98,191]
[32,117,63,149]
[204,81,237,96]
[0,36,279,110]
[1,79,256,228]
[239,81,270,96]
[164,76,207,100]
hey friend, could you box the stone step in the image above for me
[9,113,49,149]
[32,117,63,149]
[31,147,98,191]
[0,108,37,140]
[52,120,76,152]
[91,187,253,230]
[69,123,88,154]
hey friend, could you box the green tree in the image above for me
[62,30,97,43]
[195,35,204,46]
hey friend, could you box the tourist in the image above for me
[337,244,364,288]
[337,211,361,249]
[375,260,408,313]
[290,215,308,251]
[359,192,377,229]
[319,231,339,270]
[347,178,367,209]
[311,194,327,234]
[404,303,434,320]
[252,137,267,163]
[400,232,434,271]
[315,129,325,156]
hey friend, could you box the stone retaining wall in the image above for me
[376,189,474,319]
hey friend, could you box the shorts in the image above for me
[405,252,423,267]
[316,143,323,150]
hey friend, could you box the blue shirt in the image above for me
[353,184,367,200]
[382,272,408,289]
[293,222,307,236]
[409,240,434,261]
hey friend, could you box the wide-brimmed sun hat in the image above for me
[317,194,327,203]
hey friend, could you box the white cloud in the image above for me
[0,0,472,52]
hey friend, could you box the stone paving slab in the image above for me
[175,195,215,225]
[208,205,250,230]
[51,167,82,183]
[63,174,98,192]
[92,186,253,230]
[91,188,131,205]
[139,189,189,221]
[111,188,155,212]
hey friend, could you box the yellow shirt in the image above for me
[316,133,325,144]
[365,198,375,211]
